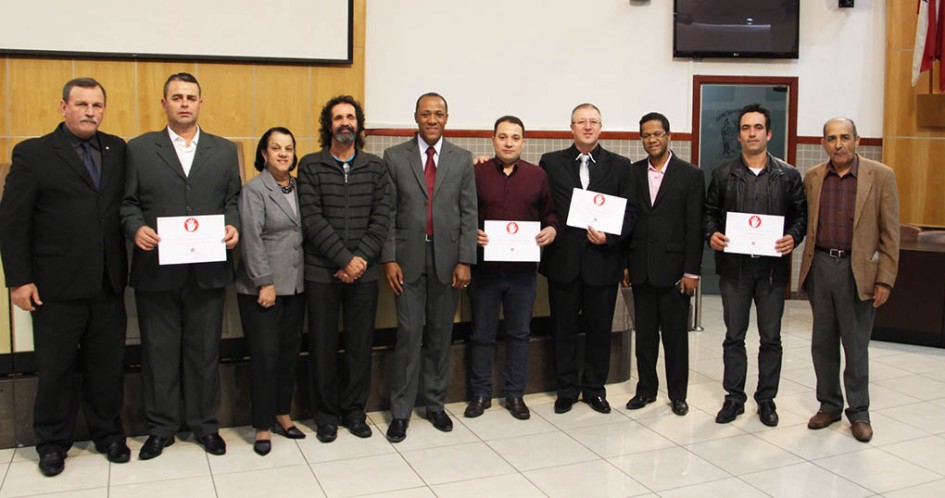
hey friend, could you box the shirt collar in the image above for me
[827,154,859,178]
[418,134,443,155]
[60,122,99,151]
[575,146,599,164]
[647,151,673,173]
[491,157,519,175]
[167,126,200,146]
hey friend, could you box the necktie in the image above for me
[579,153,590,189]
[80,141,100,189]
[425,146,436,236]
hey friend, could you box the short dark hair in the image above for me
[318,95,366,149]
[639,112,670,134]
[738,103,771,131]
[255,127,298,172]
[163,72,201,98]
[415,92,448,113]
[62,77,106,104]
[493,115,525,136]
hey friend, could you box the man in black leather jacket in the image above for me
[703,104,807,427]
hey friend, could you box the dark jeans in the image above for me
[719,263,786,405]
[237,293,304,430]
[306,280,378,426]
[632,281,690,402]
[468,271,537,398]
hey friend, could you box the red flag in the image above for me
[913,0,938,86]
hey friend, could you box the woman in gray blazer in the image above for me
[235,127,307,456]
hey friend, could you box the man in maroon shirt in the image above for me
[464,116,558,420]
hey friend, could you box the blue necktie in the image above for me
[80,141,100,189]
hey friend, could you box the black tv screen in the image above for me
[674,0,800,59]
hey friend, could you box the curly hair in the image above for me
[318,95,365,149]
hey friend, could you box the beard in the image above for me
[333,125,357,145]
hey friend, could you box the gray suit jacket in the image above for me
[380,136,477,284]
[234,169,304,295]
[121,127,241,291]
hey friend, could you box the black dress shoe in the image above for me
[554,397,576,414]
[671,400,689,416]
[345,420,373,439]
[273,425,307,439]
[625,394,657,410]
[98,441,131,463]
[428,410,453,432]
[197,432,227,455]
[386,418,408,443]
[316,424,338,443]
[38,451,65,477]
[505,397,530,420]
[464,396,492,418]
[253,439,271,456]
[715,400,745,424]
[138,435,174,460]
[584,396,612,414]
[758,400,779,427]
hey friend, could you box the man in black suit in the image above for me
[121,73,241,459]
[0,78,130,476]
[624,112,705,417]
[539,103,634,415]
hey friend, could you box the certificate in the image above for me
[157,215,226,265]
[566,188,627,235]
[724,212,784,257]
[483,220,541,262]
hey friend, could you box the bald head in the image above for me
[823,117,858,139]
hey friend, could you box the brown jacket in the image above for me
[798,155,900,301]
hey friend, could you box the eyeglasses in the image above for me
[641,132,668,140]
[572,119,601,127]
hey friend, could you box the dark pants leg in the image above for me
[500,273,537,398]
[752,277,786,403]
[720,275,752,405]
[339,281,378,424]
[238,293,304,430]
[633,282,691,401]
[580,283,618,398]
[31,292,127,455]
[548,279,582,400]
[308,281,343,427]
[468,272,503,398]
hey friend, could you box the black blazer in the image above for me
[627,154,705,288]
[0,124,127,300]
[538,144,634,286]
[121,128,241,291]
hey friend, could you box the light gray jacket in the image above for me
[235,168,305,295]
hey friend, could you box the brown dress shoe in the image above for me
[807,411,842,430]
[505,397,530,420]
[464,396,492,418]
[851,420,873,442]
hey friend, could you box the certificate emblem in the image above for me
[593,194,606,206]
[748,215,762,228]
[506,222,519,235]
[184,217,200,232]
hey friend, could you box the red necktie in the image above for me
[425,146,436,236]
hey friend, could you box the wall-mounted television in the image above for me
[673,0,800,59]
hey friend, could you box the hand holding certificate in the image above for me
[483,220,541,262]
[566,188,627,235]
[723,212,785,257]
[157,214,227,265]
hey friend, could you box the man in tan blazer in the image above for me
[798,117,900,443]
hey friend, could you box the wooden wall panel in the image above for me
[884,50,939,138]
[0,59,7,136]
[9,59,72,137]
[887,0,919,50]
[196,63,256,138]
[255,65,314,140]
[312,47,365,114]
[74,60,137,137]
[0,139,10,164]
[135,61,199,134]
[883,138,945,226]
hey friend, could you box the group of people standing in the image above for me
[0,74,899,479]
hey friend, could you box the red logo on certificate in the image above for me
[748,215,762,228]
[506,222,519,234]
[593,194,606,206]
[184,217,199,232]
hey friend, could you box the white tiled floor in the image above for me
[2,296,945,497]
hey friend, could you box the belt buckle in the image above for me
[425,234,433,242]
[829,248,844,258]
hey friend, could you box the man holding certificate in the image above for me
[539,103,634,415]
[465,116,558,420]
[704,104,807,427]
[122,73,241,459]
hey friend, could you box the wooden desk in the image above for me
[873,241,945,347]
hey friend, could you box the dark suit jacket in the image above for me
[539,144,634,286]
[0,124,127,300]
[627,154,705,288]
[380,136,477,285]
[121,128,241,291]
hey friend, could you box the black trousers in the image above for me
[135,276,225,438]
[632,281,691,402]
[548,279,618,400]
[306,280,378,427]
[237,293,304,430]
[31,290,127,456]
